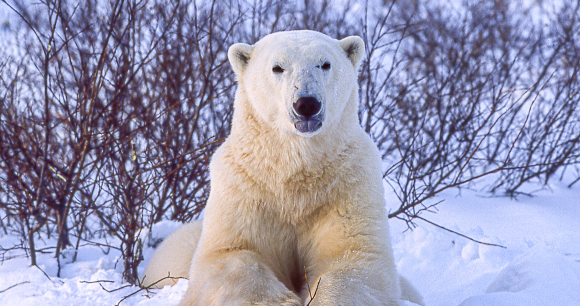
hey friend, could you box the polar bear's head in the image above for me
[228,30,365,137]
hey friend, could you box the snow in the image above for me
[461,245,580,306]
[2,178,579,305]
[390,176,580,306]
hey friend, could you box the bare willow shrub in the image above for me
[489,1,580,194]
[357,0,580,224]
[0,0,240,282]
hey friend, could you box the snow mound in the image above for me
[392,223,512,306]
[459,245,580,306]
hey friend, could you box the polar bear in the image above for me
[141,30,423,306]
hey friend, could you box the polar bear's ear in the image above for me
[228,43,254,75]
[339,36,365,69]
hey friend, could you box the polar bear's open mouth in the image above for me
[294,119,322,133]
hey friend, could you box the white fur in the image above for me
[142,221,424,305]
[141,30,424,306]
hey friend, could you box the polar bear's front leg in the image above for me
[306,264,401,306]
[304,208,402,306]
[179,249,302,306]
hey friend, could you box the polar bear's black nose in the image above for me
[293,97,321,118]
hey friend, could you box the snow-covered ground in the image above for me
[1,176,579,306]
[391,176,580,306]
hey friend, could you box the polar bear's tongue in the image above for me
[294,119,322,133]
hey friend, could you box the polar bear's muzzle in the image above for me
[292,96,323,133]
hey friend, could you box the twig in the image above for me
[82,274,186,306]
[417,216,507,249]
[35,265,60,284]
[304,268,321,306]
[569,176,580,188]
[80,279,135,294]
[304,267,312,299]
[79,279,115,285]
[115,274,187,306]
[0,281,30,294]
[138,274,188,291]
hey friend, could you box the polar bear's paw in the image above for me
[251,291,302,306]
[278,295,302,306]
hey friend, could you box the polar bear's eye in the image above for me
[272,65,284,73]
[321,62,331,70]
